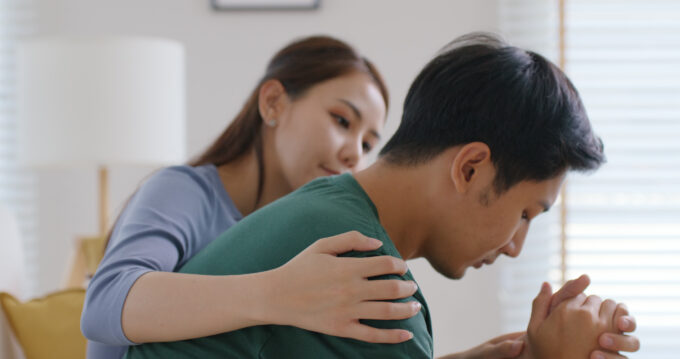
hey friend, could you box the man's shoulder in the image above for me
[244,175,381,240]
[180,176,381,275]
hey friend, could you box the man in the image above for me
[126,33,639,359]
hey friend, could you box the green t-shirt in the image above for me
[125,174,433,359]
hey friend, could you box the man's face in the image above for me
[425,173,566,279]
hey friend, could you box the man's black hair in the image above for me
[380,32,605,192]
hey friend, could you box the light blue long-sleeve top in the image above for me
[81,164,243,359]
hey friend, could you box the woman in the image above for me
[81,35,421,359]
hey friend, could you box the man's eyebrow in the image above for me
[337,98,381,140]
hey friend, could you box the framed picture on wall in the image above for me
[211,0,320,11]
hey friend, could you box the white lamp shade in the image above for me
[17,37,186,167]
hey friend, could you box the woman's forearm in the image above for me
[122,270,270,343]
[121,233,422,345]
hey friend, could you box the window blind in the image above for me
[564,1,680,358]
[497,0,564,334]
[0,0,38,296]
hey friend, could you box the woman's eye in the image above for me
[362,142,372,153]
[521,211,529,221]
[332,113,350,128]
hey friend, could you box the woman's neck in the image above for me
[216,145,292,217]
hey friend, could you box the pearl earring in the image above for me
[266,119,278,127]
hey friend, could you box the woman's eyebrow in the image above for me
[337,98,362,120]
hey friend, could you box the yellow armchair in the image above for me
[0,289,86,359]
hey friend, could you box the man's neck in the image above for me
[354,160,432,260]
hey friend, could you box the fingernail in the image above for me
[412,282,418,292]
[401,331,413,341]
[621,318,631,329]
[371,238,383,246]
[602,336,614,347]
[594,354,604,359]
[511,341,523,352]
[412,301,422,311]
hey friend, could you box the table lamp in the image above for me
[16,36,186,285]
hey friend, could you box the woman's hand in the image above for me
[258,231,421,343]
[437,332,525,359]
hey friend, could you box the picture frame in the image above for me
[211,0,320,11]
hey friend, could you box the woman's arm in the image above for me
[122,232,420,344]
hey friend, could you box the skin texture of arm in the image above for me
[122,232,421,344]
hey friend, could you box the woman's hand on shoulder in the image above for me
[256,231,420,343]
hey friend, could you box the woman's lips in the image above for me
[320,165,340,175]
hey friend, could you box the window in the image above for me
[0,0,37,296]
[565,1,680,357]
[497,0,564,335]
[500,1,679,357]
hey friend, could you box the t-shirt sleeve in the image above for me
[81,167,219,346]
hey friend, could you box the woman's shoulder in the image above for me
[140,164,220,196]
[152,164,216,184]
[128,164,231,213]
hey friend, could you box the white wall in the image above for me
[29,0,506,355]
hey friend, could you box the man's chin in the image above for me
[437,266,467,280]
[426,257,466,280]
[451,267,467,279]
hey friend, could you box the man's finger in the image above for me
[549,274,590,313]
[599,299,618,329]
[599,333,641,353]
[590,350,629,359]
[617,315,637,333]
[613,303,637,333]
[583,294,603,311]
[529,282,553,331]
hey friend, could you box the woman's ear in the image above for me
[257,79,289,126]
[450,142,492,194]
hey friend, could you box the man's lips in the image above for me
[473,257,496,269]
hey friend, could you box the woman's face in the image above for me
[272,71,387,190]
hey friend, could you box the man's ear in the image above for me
[450,142,492,193]
[257,79,289,125]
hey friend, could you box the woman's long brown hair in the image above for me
[102,35,389,252]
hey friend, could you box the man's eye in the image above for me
[521,211,529,221]
[332,114,350,128]
[362,142,372,153]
